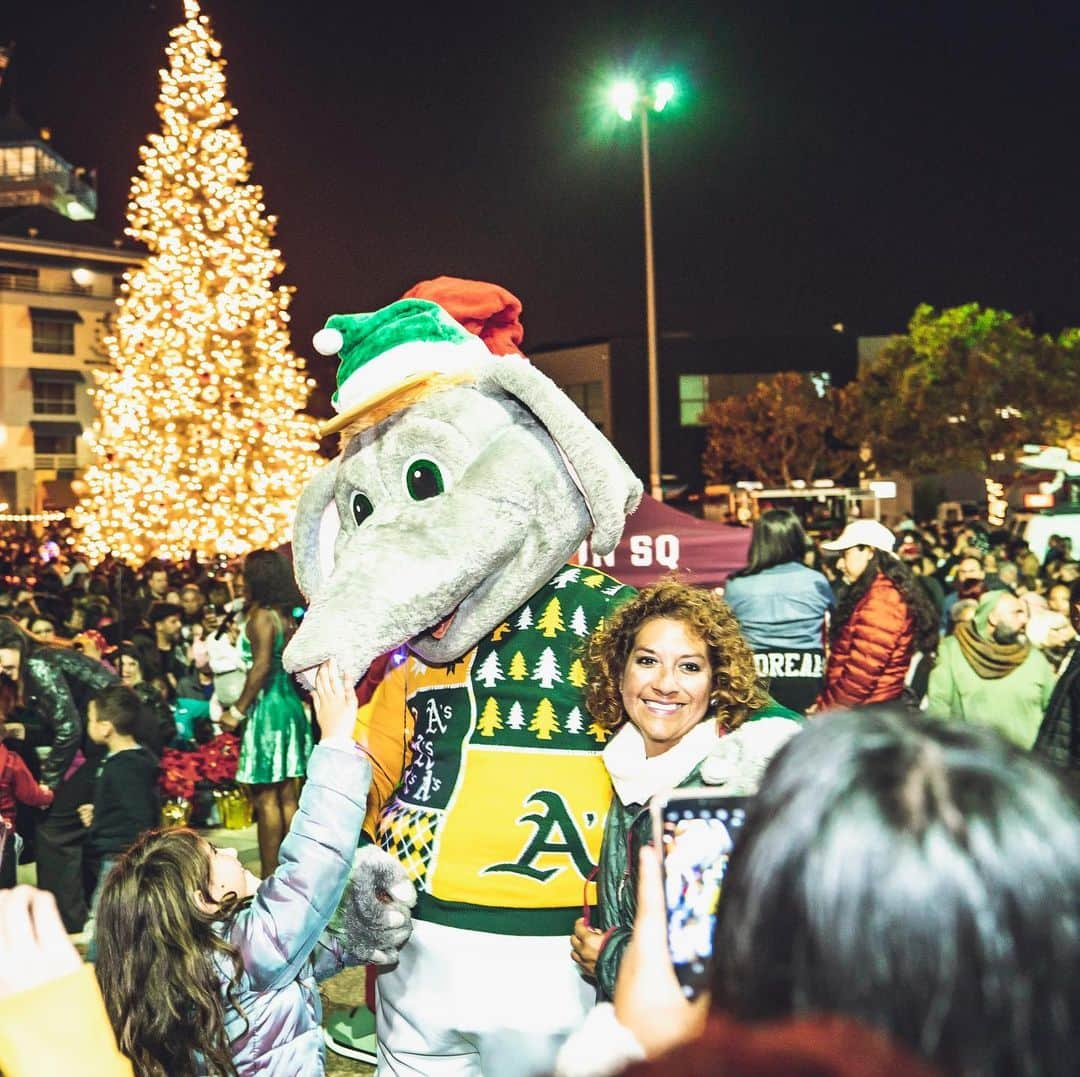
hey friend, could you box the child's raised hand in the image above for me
[76,803,93,828]
[311,659,356,742]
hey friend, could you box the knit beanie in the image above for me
[973,589,1008,638]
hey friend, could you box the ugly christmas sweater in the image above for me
[355,566,635,935]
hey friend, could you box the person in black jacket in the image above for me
[0,618,117,931]
[1033,578,1080,796]
[79,684,160,958]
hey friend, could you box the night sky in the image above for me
[4,0,1080,407]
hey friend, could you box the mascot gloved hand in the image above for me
[285,277,642,1077]
[328,844,418,966]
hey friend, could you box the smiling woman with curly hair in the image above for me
[585,580,768,735]
[570,579,803,1002]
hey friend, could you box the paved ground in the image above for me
[20,822,375,1075]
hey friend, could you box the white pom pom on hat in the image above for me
[312,327,344,356]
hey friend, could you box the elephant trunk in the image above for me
[283,495,530,689]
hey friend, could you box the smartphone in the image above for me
[651,789,752,999]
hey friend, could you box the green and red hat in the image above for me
[312,298,491,437]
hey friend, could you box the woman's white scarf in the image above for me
[602,719,720,806]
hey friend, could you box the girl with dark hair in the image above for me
[220,550,311,875]
[722,510,834,712]
[815,521,938,709]
[0,617,117,930]
[94,661,408,1077]
[569,580,800,1001]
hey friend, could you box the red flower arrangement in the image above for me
[159,733,240,800]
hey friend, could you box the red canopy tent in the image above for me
[576,495,751,589]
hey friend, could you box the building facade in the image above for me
[530,331,858,494]
[0,114,142,512]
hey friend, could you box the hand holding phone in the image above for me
[613,845,709,1057]
[651,788,751,999]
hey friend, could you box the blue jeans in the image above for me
[85,855,117,962]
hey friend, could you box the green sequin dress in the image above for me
[235,611,313,785]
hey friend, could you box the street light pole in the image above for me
[639,107,662,501]
[608,76,676,501]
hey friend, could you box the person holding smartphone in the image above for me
[561,708,1080,1077]
[570,581,801,1001]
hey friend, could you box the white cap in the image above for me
[820,519,897,554]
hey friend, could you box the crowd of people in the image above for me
[0,505,1078,1076]
[724,507,1080,766]
[0,522,315,937]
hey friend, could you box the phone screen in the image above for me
[658,794,751,998]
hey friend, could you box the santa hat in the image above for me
[312,298,491,438]
[401,276,524,356]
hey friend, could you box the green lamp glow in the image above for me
[609,78,639,122]
[653,79,676,112]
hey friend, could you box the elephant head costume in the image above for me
[283,290,642,688]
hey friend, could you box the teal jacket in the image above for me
[592,702,801,1000]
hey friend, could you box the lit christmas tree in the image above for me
[75,0,319,562]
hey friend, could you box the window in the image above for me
[680,370,837,427]
[0,145,37,179]
[32,318,75,354]
[680,372,789,426]
[33,432,77,455]
[32,379,76,415]
[679,375,709,426]
[564,381,607,430]
[31,310,80,354]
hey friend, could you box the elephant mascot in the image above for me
[284,277,643,1076]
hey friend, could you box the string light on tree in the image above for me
[74,0,319,563]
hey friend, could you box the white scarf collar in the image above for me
[602,719,721,806]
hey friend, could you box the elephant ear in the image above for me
[476,355,643,555]
[292,457,341,601]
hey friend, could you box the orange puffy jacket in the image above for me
[817,573,915,709]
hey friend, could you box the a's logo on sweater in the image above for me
[483,789,596,882]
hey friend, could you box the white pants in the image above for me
[375,919,596,1076]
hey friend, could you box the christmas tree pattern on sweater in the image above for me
[469,567,633,751]
[373,565,635,926]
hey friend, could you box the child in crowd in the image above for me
[0,673,54,888]
[0,712,54,888]
[78,686,161,947]
[93,660,412,1076]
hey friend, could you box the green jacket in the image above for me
[592,701,801,1000]
[927,635,1054,749]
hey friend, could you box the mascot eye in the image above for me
[351,491,374,526]
[404,458,445,501]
